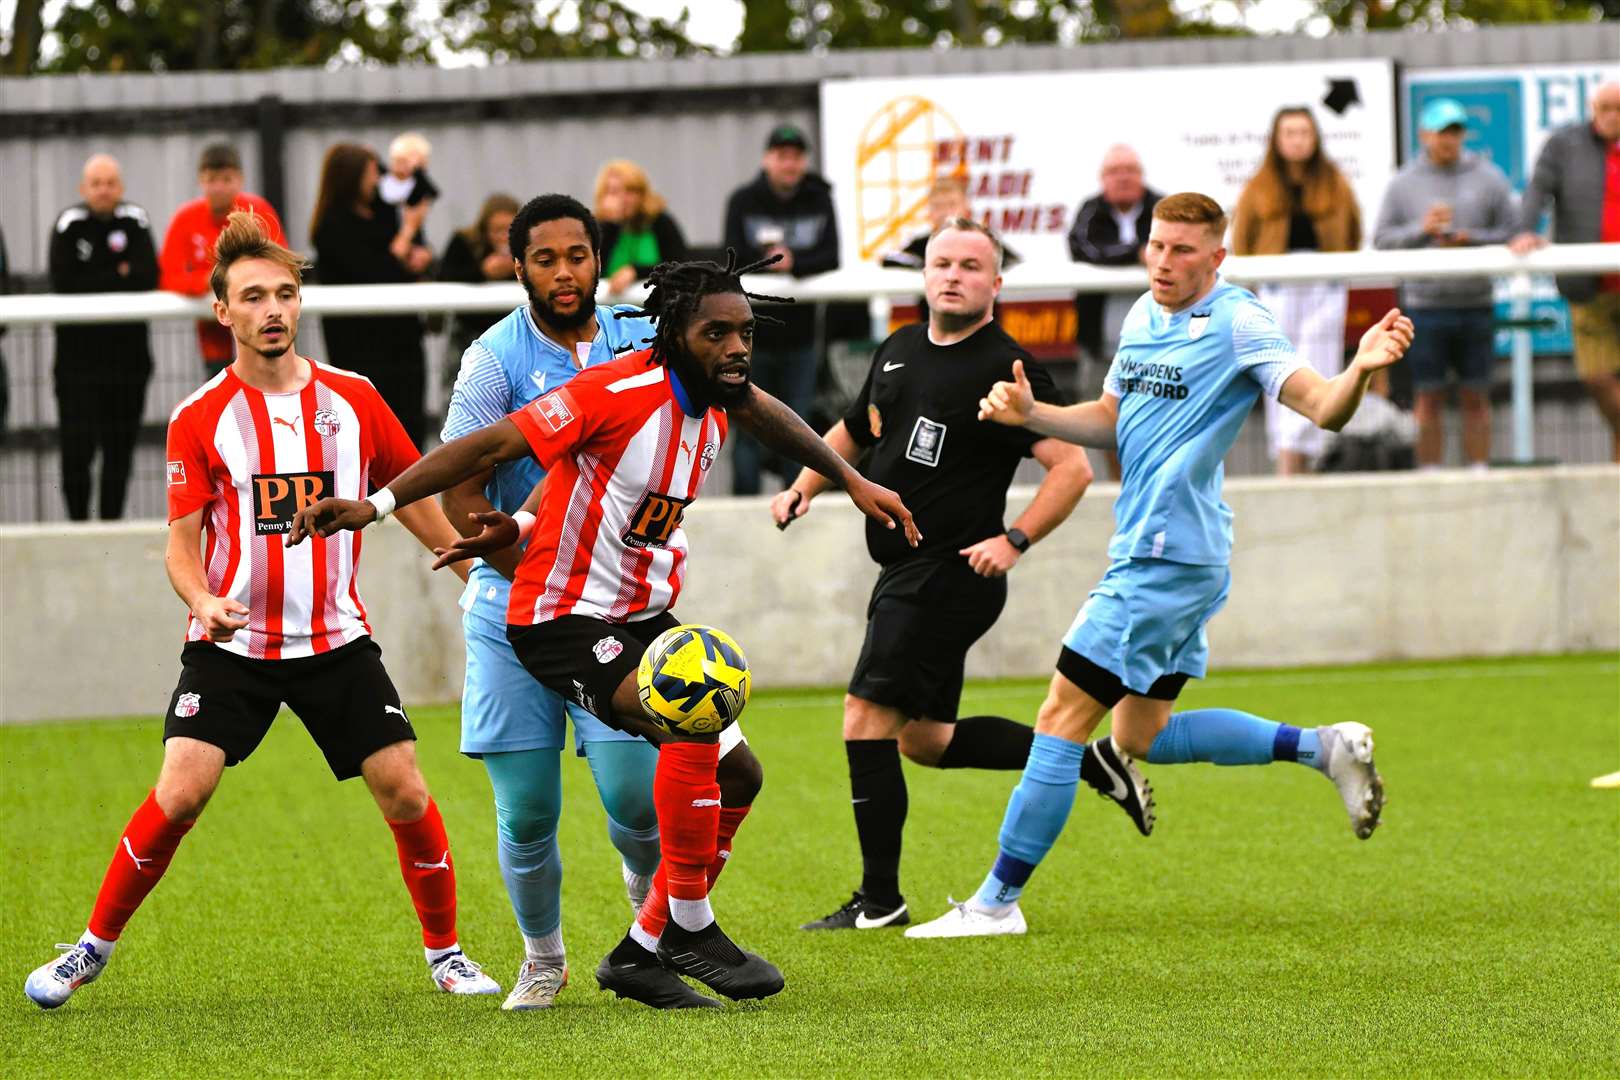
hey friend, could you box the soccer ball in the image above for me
[637,624,752,735]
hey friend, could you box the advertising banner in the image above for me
[820,59,1397,270]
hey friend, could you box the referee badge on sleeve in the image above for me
[868,404,883,439]
[905,416,946,467]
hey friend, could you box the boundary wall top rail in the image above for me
[1,244,1616,326]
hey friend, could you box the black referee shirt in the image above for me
[843,321,1066,566]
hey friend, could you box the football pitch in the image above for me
[3,655,1616,1077]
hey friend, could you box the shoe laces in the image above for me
[516,960,564,991]
[432,952,485,981]
[50,943,98,981]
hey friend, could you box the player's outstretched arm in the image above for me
[771,419,861,529]
[430,478,543,575]
[394,498,470,584]
[1280,308,1415,432]
[733,387,920,546]
[166,508,249,641]
[979,359,1120,449]
[287,418,530,545]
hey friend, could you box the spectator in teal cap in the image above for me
[1373,96,1518,469]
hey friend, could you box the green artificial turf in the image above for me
[2,655,1616,1077]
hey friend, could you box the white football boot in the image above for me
[429,950,502,995]
[501,960,567,1011]
[904,898,1027,939]
[1318,722,1385,840]
[24,941,110,1009]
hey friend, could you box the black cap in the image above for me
[766,123,809,151]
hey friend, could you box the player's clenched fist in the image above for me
[1353,308,1416,372]
[978,358,1035,426]
[193,595,249,642]
[286,497,377,545]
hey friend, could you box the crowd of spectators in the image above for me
[18,82,1620,520]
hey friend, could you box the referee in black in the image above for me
[773,217,1135,933]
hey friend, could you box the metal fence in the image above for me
[1,243,1616,524]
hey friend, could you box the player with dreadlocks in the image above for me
[288,251,920,1006]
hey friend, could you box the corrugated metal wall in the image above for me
[2,23,1612,276]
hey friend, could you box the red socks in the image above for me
[653,741,721,909]
[87,791,194,941]
[638,803,751,940]
[387,799,458,950]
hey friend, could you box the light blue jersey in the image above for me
[1103,277,1304,567]
[443,303,654,626]
[441,302,654,755]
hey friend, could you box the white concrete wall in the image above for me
[2,466,1615,724]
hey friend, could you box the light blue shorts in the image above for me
[1061,557,1232,695]
[460,610,641,757]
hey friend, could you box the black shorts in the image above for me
[162,637,415,781]
[507,611,681,730]
[848,556,1007,723]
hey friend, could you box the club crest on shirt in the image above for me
[174,692,201,718]
[108,229,128,253]
[1188,311,1212,340]
[905,416,946,467]
[593,637,624,664]
[700,442,718,471]
[167,460,187,486]
[868,404,883,439]
[313,408,341,437]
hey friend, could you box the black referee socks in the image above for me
[937,715,1036,770]
[846,739,907,908]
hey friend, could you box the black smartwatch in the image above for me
[1004,527,1031,553]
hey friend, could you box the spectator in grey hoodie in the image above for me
[1511,80,1620,463]
[1374,98,1517,469]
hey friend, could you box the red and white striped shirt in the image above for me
[507,349,727,626]
[165,359,419,659]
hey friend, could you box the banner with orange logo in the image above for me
[819,59,1397,270]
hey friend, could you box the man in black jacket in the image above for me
[722,123,840,493]
[1067,146,1160,479]
[1067,147,1162,364]
[48,154,159,521]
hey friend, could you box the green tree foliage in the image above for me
[1307,0,1613,29]
[733,0,1235,50]
[22,0,705,75]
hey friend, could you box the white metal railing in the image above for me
[2,243,1617,462]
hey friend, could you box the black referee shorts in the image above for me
[162,637,415,781]
[506,612,681,730]
[848,556,1007,723]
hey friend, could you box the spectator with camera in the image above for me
[1374,98,1517,470]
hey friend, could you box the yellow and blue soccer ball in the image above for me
[637,624,751,735]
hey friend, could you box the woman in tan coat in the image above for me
[1233,107,1362,475]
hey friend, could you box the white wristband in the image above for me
[512,510,537,542]
[365,486,397,522]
